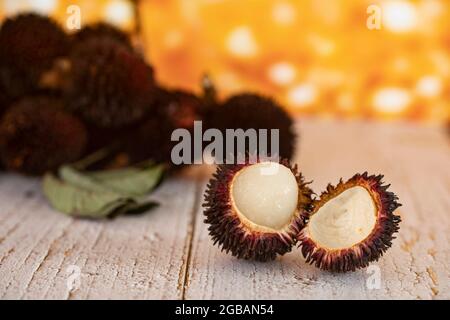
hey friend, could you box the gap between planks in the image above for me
[178,179,205,299]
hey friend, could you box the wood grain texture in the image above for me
[184,119,450,300]
[0,119,448,299]
[0,175,199,299]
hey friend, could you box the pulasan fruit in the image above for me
[203,167,401,272]
[203,159,313,261]
[297,172,401,272]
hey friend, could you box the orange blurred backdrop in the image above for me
[1,0,449,124]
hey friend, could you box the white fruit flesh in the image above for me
[308,186,377,249]
[231,162,298,231]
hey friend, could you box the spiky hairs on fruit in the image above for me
[0,13,69,101]
[0,65,34,113]
[0,84,10,116]
[65,37,155,128]
[113,88,204,168]
[298,172,401,272]
[75,88,182,170]
[203,159,313,261]
[210,93,296,161]
[0,96,87,175]
[159,89,205,129]
[71,23,132,49]
[123,111,175,166]
[84,84,212,167]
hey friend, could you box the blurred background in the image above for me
[0,1,449,301]
[1,0,448,124]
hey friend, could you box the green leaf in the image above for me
[86,160,155,180]
[42,163,164,219]
[109,201,160,218]
[59,166,113,193]
[88,164,164,197]
[60,163,164,197]
[88,167,142,181]
[43,174,132,218]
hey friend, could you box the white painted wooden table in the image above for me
[0,119,448,300]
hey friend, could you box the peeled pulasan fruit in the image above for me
[298,172,401,272]
[203,159,313,261]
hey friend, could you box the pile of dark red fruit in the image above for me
[0,13,296,176]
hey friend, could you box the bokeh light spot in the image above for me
[164,30,185,49]
[268,62,297,86]
[287,84,318,109]
[104,0,133,28]
[382,1,418,33]
[226,26,259,58]
[416,76,442,98]
[272,2,296,25]
[372,88,412,114]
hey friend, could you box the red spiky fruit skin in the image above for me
[203,159,313,262]
[0,96,87,175]
[65,37,155,128]
[114,88,206,169]
[0,14,69,106]
[209,93,296,161]
[71,22,132,50]
[297,172,401,272]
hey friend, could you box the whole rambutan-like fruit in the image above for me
[116,88,205,167]
[0,96,87,175]
[0,13,69,100]
[0,85,10,116]
[71,23,132,49]
[0,65,34,113]
[298,172,401,272]
[65,37,155,128]
[210,93,296,161]
[125,110,176,166]
[158,88,205,129]
[203,159,313,261]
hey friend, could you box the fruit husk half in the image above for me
[298,172,401,272]
[203,159,313,262]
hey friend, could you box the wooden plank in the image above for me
[184,119,449,300]
[0,175,198,299]
[0,119,448,299]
